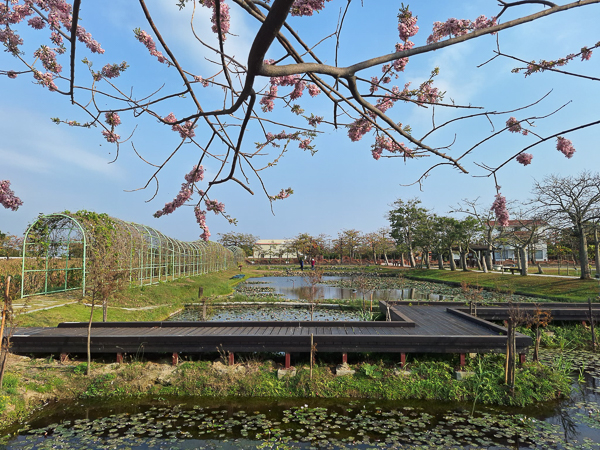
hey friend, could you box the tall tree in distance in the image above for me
[532,171,600,279]
[388,198,428,268]
[217,232,258,256]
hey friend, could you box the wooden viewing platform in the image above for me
[7,302,534,366]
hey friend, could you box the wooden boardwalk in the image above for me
[8,303,532,360]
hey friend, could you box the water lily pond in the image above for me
[235,276,448,302]
[4,350,600,449]
[169,305,364,322]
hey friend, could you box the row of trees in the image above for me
[0,232,23,258]
[389,172,600,280]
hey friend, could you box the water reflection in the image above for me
[241,276,446,301]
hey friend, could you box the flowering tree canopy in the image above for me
[2,0,599,234]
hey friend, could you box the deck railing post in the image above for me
[285,352,291,369]
[228,352,234,366]
[400,352,406,368]
[519,353,526,364]
[459,353,466,367]
[342,353,347,364]
[116,353,123,364]
[172,352,179,366]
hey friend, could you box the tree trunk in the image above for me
[424,250,430,269]
[103,298,108,322]
[448,247,456,271]
[384,252,389,266]
[474,251,483,271]
[400,252,406,267]
[409,247,416,268]
[480,252,488,273]
[0,276,10,389]
[518,246,528,276]
[437,251,444,270]
[595,228,600,277]
[515,248,521,270]
[460,249,468,272]
[87,298,95,376]
[579,229,591,279]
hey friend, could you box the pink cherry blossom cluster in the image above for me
[199,0,231,40]
[506,117,522,133]
[348,117,373,142]
[33,70,57,90]
[194,206,210,241]
[76,24,103,54]
[34,45,61,73]
[427,15,496,44]
[290,0,331,17]
[307,114,323,127]
[155,165,206,219]
[517,42,598,77]
[308,84,320,97]
[416,81,441,104]
[491,191,509,227]
[269,188,293,201]
[260,85,278,113]
[556,136,575,159]
[194,75,210,87]
[184,165,205,184]
[515,153,533,166]
[98,62,128,80]
[370,135,410,160]
[101,130,120,143]
[134,28,168,64]
[206,198,225,214]
[105,111,121,127]
[0,180,23,211]
[162,113,197,139]
[397,6,419,42]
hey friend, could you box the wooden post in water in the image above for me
[310,333,314,380]
[198,287,206,321]
[589,298,596,351]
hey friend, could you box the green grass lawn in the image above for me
[393,268,599,302]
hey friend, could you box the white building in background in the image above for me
[252,239,296,260]
[491,220,548,263]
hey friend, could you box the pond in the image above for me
[168,305,365,322]
[4,350,600,449]
[236,276,447,302]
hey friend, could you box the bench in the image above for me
[502,266,520,275]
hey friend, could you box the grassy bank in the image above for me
[15,267,255,327]
[0,351,572,430]
[372,267,599,302]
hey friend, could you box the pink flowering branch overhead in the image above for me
[2,0,600,236]
[0,180,23,211]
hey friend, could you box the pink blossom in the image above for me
[163,113,177,124]
[370,135,410,160]
[134,28,168,64]
[206,198,225,214]
[397,6,419,42]
[307,83,320,97]
[506,117,522,133]
[556,136,576,159]
[491,192,509,227]
[100,62,128,79]
[104,112,121,127]
[184,165,205,184]
[101,130,120,143]
[172,120,197,140]
[76,25,104,54]
[7,71,17,79]
[0,28,24,55]
[260,85,278,112]
[307,114,323,127]
[50,31,63,46]
[369,77,379,94]
[154,188,193,218]
[33,71,57,90]
[581,47,593,61]
[516,153,533,166]
[269,188,293,200]
[0,180,23,211]
[199,0,231,40]
[290,79,306,100]
[194,206,210,241]
[28,17,46,30]
[194,75,210,87]
[33,45,61,73]
[348,117,373,142]
[416,81,441,104]
[290,0,331,17]
[472,15,497,31]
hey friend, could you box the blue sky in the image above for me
[1,0,599,242]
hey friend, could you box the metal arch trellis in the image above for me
[20,212,246,298]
